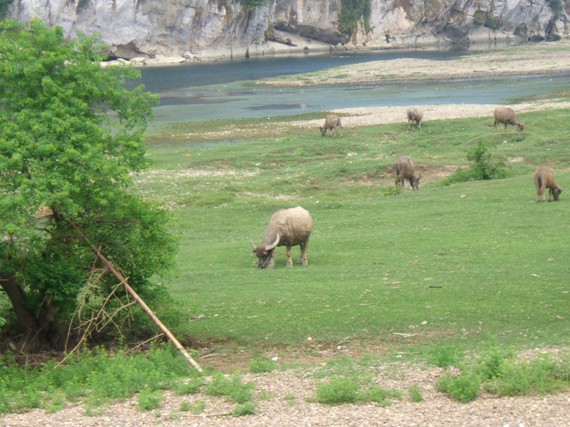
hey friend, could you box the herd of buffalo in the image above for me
[252,106,562,268]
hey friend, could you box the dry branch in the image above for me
[67,220,203,372]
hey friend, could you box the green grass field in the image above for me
[139,108,570,361]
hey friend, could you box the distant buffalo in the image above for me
[534,167,563,202]
[252,206,313,269]
[407,107,423,130]
[393,156,421,191]
[494,107,524,131]
[320,114,343,137]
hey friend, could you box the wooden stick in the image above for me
[94,245,203,372]
[69,221,203,372]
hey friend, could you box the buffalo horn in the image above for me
[266,233,280,250]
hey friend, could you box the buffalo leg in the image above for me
[286,245,293,267]
[536,182,546,202]
[298,242,308,265]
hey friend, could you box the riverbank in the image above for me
[254,39,570,129]
[255,39,570,87]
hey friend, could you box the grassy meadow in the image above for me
[139,107,570,362]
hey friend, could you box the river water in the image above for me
[136,48,570,124]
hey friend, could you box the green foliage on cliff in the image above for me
[0,0,13,18]
[339,0,372,36]
[473,10,504,30]
[548,0,568,17]
[240,0,269,10]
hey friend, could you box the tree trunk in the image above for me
[0,272,64,351]
[0,273,37,334]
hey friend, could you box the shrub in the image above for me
[437,373,480,403]
[180,400,205,414]
[316,379,359,404]
[476,347,515,380]
[490,356,570,396]
[249,358,277,373]
[484,14,505,30]
[408,386,424,402]
[172,377,204,395]
[444,142,507,184]
[0,0,13,18]
[428,345,464,368]
[339,0,372,35]
[240,0,269,9]
[137,389,164,411]
[231,401,258,416]
[473,11,486,26]
[357,385,402,406]
[205,373,254,404]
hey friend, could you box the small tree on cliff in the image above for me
[0,19,177,350]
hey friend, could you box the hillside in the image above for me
[7,0,569,61]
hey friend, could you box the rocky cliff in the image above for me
[7,0,570,61]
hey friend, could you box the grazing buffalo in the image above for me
[252,206,313,268]
[393,156,421,191]
[534,167,563,202]
[407,107,424,130]
[320,114,343,137]
[494,107,524,131]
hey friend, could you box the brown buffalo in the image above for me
[393,156,421,191]
[320,114,343,137]
[407,107,423,130]
[494,107,524,131]
[534,167,563,202]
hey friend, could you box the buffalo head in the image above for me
[252,233,280,269]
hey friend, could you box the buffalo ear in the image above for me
[251,241,258,252]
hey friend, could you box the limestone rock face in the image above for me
[7,0,569,59]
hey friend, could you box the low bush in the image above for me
[408,386,424,403]
[444,142,507,184]
[205,373,254,404]
[137,389,164,411]
[316,378,359,404]
[249,358,277,374]
[231,401,258,416]
[437,349,570,402]
[437,373,481,403]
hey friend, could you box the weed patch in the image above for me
[205,373,254,404]
[249,358,278,373]
[436,349,570,403]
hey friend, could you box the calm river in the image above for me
[136,48,570,124]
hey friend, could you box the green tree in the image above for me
[0,0,13,19]
[339,0,372,36]
[240,0,269,10]
[0,19,176,350]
